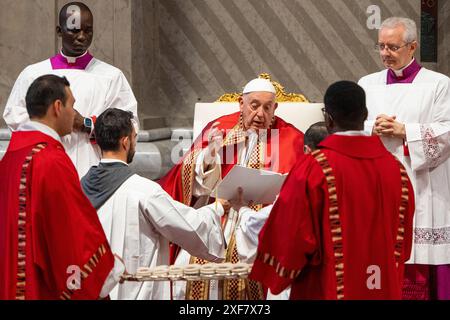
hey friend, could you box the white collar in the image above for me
[17,121,62,143]
[60,50,88,64]
[100,158,129,166]
[392,58,415,77]
[334,130,371,137]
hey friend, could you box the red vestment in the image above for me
[250,134,415,300]
[160,111,304,205]
[0,131,115,300]
[159,111,305,264]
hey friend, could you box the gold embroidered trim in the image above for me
[255,251,302,280]
[185,256,210,300]
[312,150,344,300]
[59,244,109,300]
[222,124,246,147]
[394,161,409,268]
[181,149,201,206]
[16,143,47,300]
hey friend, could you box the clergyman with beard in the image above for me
[80,108,227,300]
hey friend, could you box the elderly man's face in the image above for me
[378,25,416,70]
[57,7,94,57]
[239,92,278,131]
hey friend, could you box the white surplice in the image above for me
[97,173,225,300]
[3,56,138,178]
[359,68,450,265]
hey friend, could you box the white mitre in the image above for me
[242,78,276,94]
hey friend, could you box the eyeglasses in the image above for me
[374,42,411,52]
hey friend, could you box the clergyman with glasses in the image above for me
[358,17,450,300]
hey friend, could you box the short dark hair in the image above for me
[324,81,368,130]
[304,121,328,150]
[95,108,134,152]
[25,75,70,119]
[59,2,93,28]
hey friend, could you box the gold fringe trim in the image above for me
[59,244,108,300]
[312,151,345,300]
[15,143,47,300]
[394,161,409,268]
[181,149,201,206]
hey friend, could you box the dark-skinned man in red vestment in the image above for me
[250,81,415,300]
[0,75,124,300]
[159,78,305,300]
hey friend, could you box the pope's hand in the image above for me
[114,254,129,283]
[204,122,223,166]
[230,187,252,212]
[217,199,231,214]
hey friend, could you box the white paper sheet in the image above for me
[212,165,287,204]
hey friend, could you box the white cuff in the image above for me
[206,201,225,217]
[405,123,421,143]
[99,256,126,298]
[364,120,375,135]
[195,148,221,178]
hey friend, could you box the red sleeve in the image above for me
[250,155,324,294]
[158,161,185,203]
[31,148,114,300]
[159,118,218,202]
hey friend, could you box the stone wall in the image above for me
[2,0,450,130]
[0,0,159,128]
[156,0,422,127]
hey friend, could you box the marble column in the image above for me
[131,0,163,129]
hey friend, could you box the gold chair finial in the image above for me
[217,73,309,103]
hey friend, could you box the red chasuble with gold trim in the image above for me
[160,111,304,206]
[0,131,115,300]
[250,134,415,300]
[160,111,304,300]
[159,112,305,262]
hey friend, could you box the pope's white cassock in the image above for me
[359,65,450,265]
[3,52,138,177]
[95,170,225,300]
